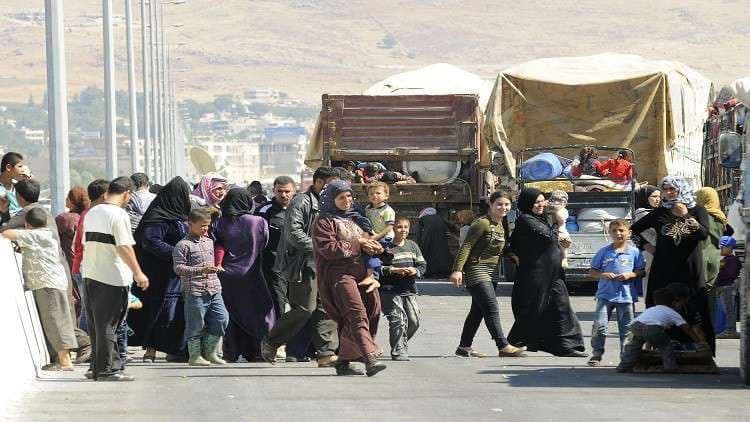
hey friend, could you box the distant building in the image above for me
[260,127,307,178]
[195,140,261,185]
[19,128,46,145]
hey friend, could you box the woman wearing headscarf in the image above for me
[632,185,661,301]
[630,176,715,353]
[312,180,387,376]
[131,177,191,362]
[415,207,453,278]
[506,188,587,357]
[695,187,727,289]
[55,186,90,318]
[190,172,228,210]
[214,188,275,362]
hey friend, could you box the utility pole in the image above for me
[126,0,140,174]
[45,0,70,216]
[103,0,117,178]
[150,0,162,182]
[140,0,151,177]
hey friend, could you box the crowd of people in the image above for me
[0,149,742,381]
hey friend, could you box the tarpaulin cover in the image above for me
[483,53,713,186]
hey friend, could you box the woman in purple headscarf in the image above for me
[214,188,275,362]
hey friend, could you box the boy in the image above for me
[587,219,646,366]
[616,288,705,373]
[379,216,426,361]
[0,151,30,222]
[2,207,77,370]
[366,181,395,242]
[173,208,229,366]
[716,236,741,339]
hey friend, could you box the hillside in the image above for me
[1,0,748,104]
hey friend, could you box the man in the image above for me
[0,152,30,223]
[254,175,297,318]
[125,172,156,233]
[81,176,149,381]
[261,167,339,367]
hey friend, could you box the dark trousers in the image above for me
[116,317,129,370]
[266,266,338,357]
[262,253,288,318]
[84,278,128,378]
[459,282,509,349]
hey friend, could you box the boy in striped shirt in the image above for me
[379,216,427,361]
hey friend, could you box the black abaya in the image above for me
[416,214,453,277]
[507,213,585,355]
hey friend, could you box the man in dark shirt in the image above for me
[254,175,296,317]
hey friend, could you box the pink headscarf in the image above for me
[192,172,228,208]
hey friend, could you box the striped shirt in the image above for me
[379,239,427,294]
[173,233,222,296]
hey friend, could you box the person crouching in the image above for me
[172,208,229,366]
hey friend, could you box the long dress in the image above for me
[507,213,585,355]
[630,205,716,353]
[312,216,381,362]
[215,214,275,361]
[416,214,453,278]
[130,220,188,356]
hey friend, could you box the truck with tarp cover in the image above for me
[482,53,713,286]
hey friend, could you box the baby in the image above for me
[547,189,570,268]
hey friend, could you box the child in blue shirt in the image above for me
[587,218,646,366]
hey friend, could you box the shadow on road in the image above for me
[478,366,747,389]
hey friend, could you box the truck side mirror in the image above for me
[719,132,743,169]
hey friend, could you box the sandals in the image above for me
[42,362,74,372]
[498,345,527,357]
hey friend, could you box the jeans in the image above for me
[717,283,738,333]
[183,292,229,341]
[83,278,128,378]
[267,266,339,357]
[380,292,420,357]
[116,319,128,370]
[73,273,88,333]
[591,298,633,356]
[459,282,509,349]
[619,322,676,371]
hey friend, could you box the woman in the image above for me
[214,188,275,362]
[633,185,661,301]
[55,186,90,318]
[696,187,727,289]
[416,207,453,278]
[191,172,228,210]
[507,188,587,357]
[450,190,526,358]
[312,180,387,376]
[132,177,191,362]
[630,176,715,353]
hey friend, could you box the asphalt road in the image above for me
[8,281,750,422]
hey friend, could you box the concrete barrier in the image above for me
[0,238,50,413]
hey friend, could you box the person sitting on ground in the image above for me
[715,236,741,339]
[587,219,646,367]
[378,216,426,361]
[616,288,706,373]
[1,208,78,371]
[173,208,229,366]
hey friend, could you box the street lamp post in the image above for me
[45,0,70,216]
[139,0,151,177]
[150,0,163,182]
[125,0,140,174]
[103,0,117,179]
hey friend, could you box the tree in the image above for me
[213,95,235,113]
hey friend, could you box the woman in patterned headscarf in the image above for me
[191,173,228,209]
[630,176,716,354]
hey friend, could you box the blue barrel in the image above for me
[521,152,564,181]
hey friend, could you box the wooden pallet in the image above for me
[633,349,719,374]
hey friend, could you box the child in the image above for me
[379,216,427,361]
[366,182,396,242]
[547,189,571,268]
[616,288,706,373]
[716,236,741,339]
[172,208,229,366]
[587,219,646,366]
[596,150,633,185]
[571,146,600,177]
[1,207,77,370]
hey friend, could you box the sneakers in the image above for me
[335,361,365,376]
[97,373,135,382]
[587,352,603,367]
[365,356,387,377]
[276,344,287,360]
[260,337,278,364]
[455,347,487,358]
[717,331,740,339]
[498,345,527,357]
[317,355,339,368]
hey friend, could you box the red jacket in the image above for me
[596,158,632,183]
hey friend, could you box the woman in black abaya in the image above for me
[507,188,587,357]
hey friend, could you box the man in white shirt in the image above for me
[82,176,149,382]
